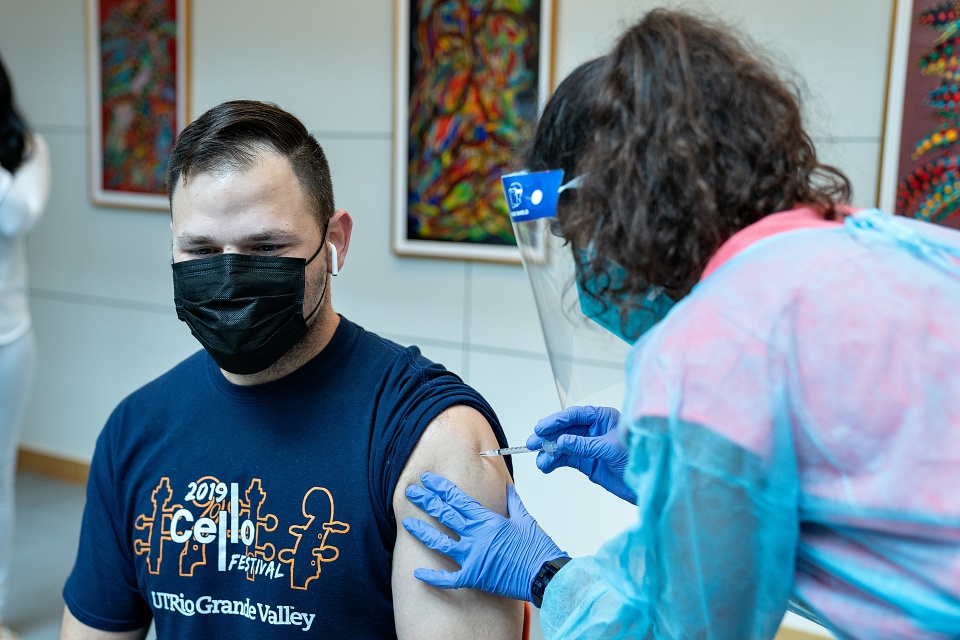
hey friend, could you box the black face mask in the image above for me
[172,245,325,375]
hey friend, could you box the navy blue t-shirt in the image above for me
[63,316,510,638]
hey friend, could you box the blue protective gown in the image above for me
[540,208,960,639]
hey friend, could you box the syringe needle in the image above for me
[478,440,558,457]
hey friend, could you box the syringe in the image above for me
[479,440,559,457]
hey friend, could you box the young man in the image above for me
[60,100,523,639]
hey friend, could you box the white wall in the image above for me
[3,1,892,636]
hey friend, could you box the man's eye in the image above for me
[255,245,279,253]
[190,247,215,256]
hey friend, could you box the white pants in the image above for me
[0,331,36,618]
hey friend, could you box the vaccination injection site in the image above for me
[2,1,960,639]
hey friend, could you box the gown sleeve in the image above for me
[540,308,801,639]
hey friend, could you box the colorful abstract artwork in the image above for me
[87,0,189,210]
[393,0,554,262]
[880,0,960,229]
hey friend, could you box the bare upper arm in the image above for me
[392,405,524,640]
[60,607,149,640]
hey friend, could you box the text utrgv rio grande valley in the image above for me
[151,593,318,631]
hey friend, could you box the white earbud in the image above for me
[329,242,339,276]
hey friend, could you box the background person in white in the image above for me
[0,52,50,640]
[61,100,521,639]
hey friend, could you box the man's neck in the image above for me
[220,308,341,386]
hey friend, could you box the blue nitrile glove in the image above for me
[402,472,568,603]
[527,405,637,504]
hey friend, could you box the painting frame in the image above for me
[878,0,960,228]
[392,0,556,263]
[85,0,190,211]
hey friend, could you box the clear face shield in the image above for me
[501,169,636,409]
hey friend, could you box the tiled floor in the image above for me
[7,471,85,640]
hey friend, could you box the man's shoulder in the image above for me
[346,317,416,356]
[109,349,210,420]
[343,317,449,381]
[134,348,209,392]
[355,319,512,527]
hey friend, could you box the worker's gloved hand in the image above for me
[403,472,568,603]
[527,405,637,504]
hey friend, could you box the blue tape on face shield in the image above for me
[501,169,566,223]
[501,169,674,344]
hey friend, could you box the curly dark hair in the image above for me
[0,53,28,174]
[523,57,606,179]
[537,9,850,340]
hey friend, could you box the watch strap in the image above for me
[531,556,572,607]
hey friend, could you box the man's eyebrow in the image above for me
[174,233,215,247]
[174,231,297,247]
[243,231,297,244]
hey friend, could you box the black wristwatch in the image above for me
[531,556,572,608]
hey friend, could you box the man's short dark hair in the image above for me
[167,100,335,230]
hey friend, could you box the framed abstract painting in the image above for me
[393,0,556,262]
[86,0,190,211]
[879,0,960,229]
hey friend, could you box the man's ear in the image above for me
[325,209,352,275]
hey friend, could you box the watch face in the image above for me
[532,557,568,607]
[531,569,547,606]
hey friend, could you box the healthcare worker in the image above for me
[402,9,960,640]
